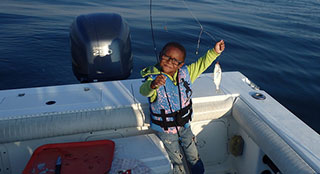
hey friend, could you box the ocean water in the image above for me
[0,0,319,133]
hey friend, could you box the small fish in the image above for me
[213,62,222,91]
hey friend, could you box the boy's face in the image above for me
[160,46,185,76]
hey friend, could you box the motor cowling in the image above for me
[70,13,132,82]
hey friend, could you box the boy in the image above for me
[140,40,225,174]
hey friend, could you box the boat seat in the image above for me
[0,80,145,144]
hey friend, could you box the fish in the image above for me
[213,62,222,91]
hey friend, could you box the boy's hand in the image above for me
[151,75,167,89]
[214,40,225,54]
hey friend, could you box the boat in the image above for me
[1,72,320,174]
[0,13,319,174]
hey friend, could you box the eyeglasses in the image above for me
[161,54,184,66]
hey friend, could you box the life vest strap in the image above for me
[150,101,193,130]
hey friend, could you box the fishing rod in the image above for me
[149,0,159,63]
[149,0,218,59]
[182,0,218,55]
[181,0,223,92]
[149,1,222,172]
[161,71,192,174]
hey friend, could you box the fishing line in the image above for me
[182,0,223,93]
[182,0,218,55]
[149,0,219,62]
[149,0,159,63]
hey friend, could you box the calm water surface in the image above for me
[0,0,319,133]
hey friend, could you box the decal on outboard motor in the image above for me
[70,13,132,82]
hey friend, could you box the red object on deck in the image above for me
[23,140,115,174]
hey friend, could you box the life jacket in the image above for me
[148,65,193,131]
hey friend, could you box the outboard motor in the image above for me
[70,13,132,82]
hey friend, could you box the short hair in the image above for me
[160,42,186,60]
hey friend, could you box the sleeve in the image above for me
[187,49,220,83]
[139,76,158,102]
